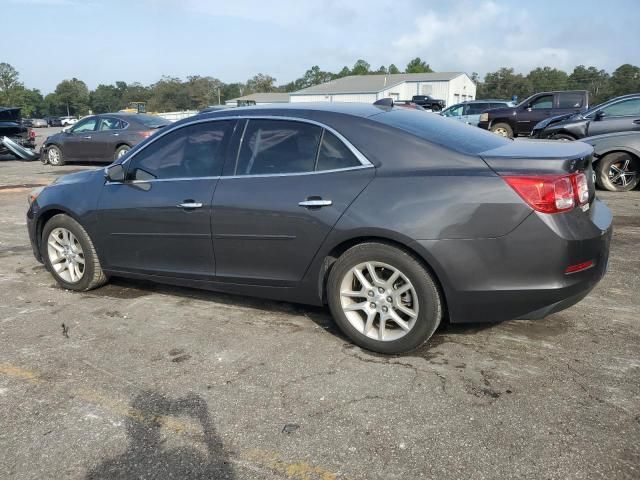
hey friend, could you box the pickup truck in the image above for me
[477,90,589,138]
[0,107,36,158]
[411,95,446,111]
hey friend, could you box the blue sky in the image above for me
[3,0,639,94]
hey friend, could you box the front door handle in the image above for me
[112,133,120,136]
[177,201,203,209]
[299,199,332,208]
[633,119,640,125]
[83,135,92,139]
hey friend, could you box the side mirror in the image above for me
[105,164,125,183]
[594,110,605,120]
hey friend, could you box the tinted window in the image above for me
[373,109,509,155]
[557,93,584,109]
[467,103,490,115]
[315,131,361,171]
[235,120,321,175]
[530,95,553,109]
[127,121,232,180]
[72,117,97,133]
[99,117,122,130]
[601,98,640,116]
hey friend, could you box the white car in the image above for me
[59,116,78,126]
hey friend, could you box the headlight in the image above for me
[28,186,45,206]
[480,113,489,122]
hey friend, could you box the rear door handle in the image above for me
[299,199,332,208]
[82,135,92,139]
[177,201,203,209]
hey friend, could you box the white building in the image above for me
[290,72,476,107]
[225,92,290,107]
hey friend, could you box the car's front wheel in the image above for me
[41,214,108,291]
[596,152,640,192]
[47,146,65,166]
[490,122,513,138]
[327,242,442,354]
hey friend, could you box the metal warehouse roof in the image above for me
[290,72,466,95]
[227,92,290,103]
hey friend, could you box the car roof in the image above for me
[199,102,390,120]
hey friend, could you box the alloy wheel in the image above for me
[48,148,61,165]
[608,158,637,188]
[47,227,85,283]
[339,261,419,342]
[116,147,130,158]
[493,127,509,137]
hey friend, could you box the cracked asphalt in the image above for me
[0,155,638,479]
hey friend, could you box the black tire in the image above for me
[41,214,108,291]
[551,133,576,141]
[47,145,65,166]
[327,242,442,354]
[596,152,640,192]
[490,122,514,138]
[114,144,131,160]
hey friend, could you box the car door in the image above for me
[465,103,490,126]
[212,118,375,286]
[587,98,640,137]
[515,94,554,135]
[441,104,464,123]
[92,117,125,161]
[556,92,586,116]
[63,117,99,160]
[96,119,235,279]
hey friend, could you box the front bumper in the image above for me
[414,199,612,324]
[477,120,490,131]
[27,204,43,263]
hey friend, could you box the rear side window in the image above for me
[127,121,232,180]
[315,131,361,171]
[99,118,122,130]
[235,120,321,175]
[135,114,171,128]
[558,93,584,109]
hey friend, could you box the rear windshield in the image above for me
[135,114,171,128]
[372,108,510,155]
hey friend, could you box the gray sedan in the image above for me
[42,113,171,166]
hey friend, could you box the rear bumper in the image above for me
[413,199,612,324]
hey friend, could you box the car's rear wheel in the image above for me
[41,214,108,291]
[115,145,130,160]
[47,145,65,166]
[596,152,640,192]
[490,122,513,138]
[327,242,442,354]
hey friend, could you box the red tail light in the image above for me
[565,260,594,274]
[138,130,153,139]
[503,172,589,214]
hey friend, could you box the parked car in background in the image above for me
[581,131,640,192]
[22,118,34,127]
[60,116,78,126]
[27,103,611,354]
[530,94,640,140]
[411,95,446,111]
[394,101,427,111]
[31,118,48,128]
[45,116,62,127]
[478,90,589,138]
[41,113,171,165]
[441,100,515,126]
[0,107,36,158]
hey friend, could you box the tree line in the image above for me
[1,58,639,117]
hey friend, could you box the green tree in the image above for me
[350,59,370,76]
[246,73,277,93]
[375,65,388,74]
[567,65,610,104]
[42,93,62,116]
[477,68,531,100]
[405,57,433,74]
[333,66,351,79]
[388,64,401,74]
[187,75,223,107]
[527,67,568,93]
[148,76,190,112]
[0,62,22,104]
[609,64,640,98]
[90,84,122,113]
[12,87,44,116]
[55,78,90,116]
[220,83,245,102]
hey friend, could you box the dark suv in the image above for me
[0,107,36,157]
[478,91,589,138]
[531,94,640,140]
[411,95,446,111]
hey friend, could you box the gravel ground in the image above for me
[0,159,638,480]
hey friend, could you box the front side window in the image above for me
[127,121,232,180]
[600,98,640,117]
[235,120,321,175]
[315,131,361,171]
[530,95,553,110]
[443,105,463,117]
[71,117,97,133]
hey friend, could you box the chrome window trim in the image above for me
[118,115,374,173]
